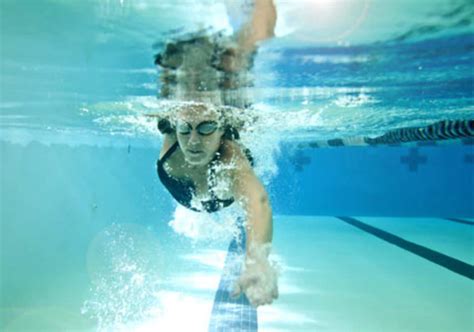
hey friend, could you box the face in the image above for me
[176,105,224,166]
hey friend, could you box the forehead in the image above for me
[177,104,220,123]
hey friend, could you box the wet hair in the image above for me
[157,118,175,135]
[154,42,182,70]
[154,32,258,74]
[154,35,212,70]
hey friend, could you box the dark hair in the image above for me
[154,36,209,70]
[157,119,175,134]
[154,42,183,69]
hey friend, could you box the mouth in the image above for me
[187,149,203,155]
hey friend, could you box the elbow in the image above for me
[260,192,272,214]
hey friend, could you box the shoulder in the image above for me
[159,133,177,159]
[220,140,253,172]
[221,140,267,201]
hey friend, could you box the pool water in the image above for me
[1,0,473,331]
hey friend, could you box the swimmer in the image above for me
[153,102,277,307]
[155,0,276,74]
[149,0,278,307]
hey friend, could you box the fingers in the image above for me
[230,282,241,299]
[240,281,278,307]
[231,272,257,299]
[239,274,259,289]
[272,284,279,299]
[246,291,275,307]
[234,256,279,308]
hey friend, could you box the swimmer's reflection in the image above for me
[148,0,278,307]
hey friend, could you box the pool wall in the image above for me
[273,142,473,217]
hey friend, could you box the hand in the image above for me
[231,248,279,307]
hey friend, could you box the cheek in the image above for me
[212,132,224,145]
[177,135,188,146]
[204,134,222,150]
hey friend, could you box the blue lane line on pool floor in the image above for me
[208,220,257,332]
[337,216,474,280]
[444,218,474,226]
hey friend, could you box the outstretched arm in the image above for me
[232,157,273,253]
[228,142,278,307]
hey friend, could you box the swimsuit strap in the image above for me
[159,141,180,163]
[156,141,238,213]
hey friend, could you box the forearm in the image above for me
[237,0,277,51]
[231,153,278,306]
[244,192,273,257]
[230,142,274,257]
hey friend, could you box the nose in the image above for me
[188,130,201,146]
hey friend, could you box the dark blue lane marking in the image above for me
[208,220,257,332]
[337,216,474,280]
[444,218,474,226]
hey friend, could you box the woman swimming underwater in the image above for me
[155,102,278,307]
[149,0,278,307]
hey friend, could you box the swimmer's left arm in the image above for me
[229,145,273,255]
[229,143,278,307]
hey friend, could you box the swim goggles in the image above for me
[176,120,219,136]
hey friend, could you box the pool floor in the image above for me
[258,215,473,331]
[1,215,473,331]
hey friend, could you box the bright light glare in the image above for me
[290,0,371,43]
[309,0,341,11]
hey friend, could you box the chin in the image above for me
[185,154,209,166]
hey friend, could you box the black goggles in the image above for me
[176,121,219,136]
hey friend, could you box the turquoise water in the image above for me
[1,0,473,331]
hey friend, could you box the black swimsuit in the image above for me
[157,142,235,213]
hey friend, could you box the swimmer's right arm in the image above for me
[215,0,276,72]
